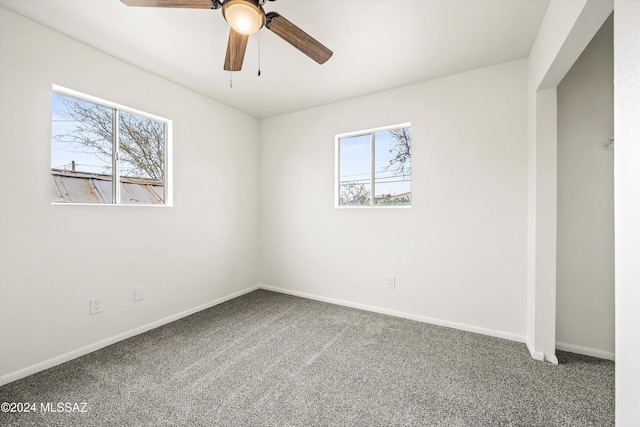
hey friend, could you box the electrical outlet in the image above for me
[387,275,396,289]
[134,287,144,302]
[90,297,103,315]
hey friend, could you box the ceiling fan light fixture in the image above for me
[222,0,265,35]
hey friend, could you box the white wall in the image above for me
[614,0,640,423]
[0,8,259,383]
[258,60,528,340]
[556,15,614,360]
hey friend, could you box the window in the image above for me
[50,86,171,205]
[336,124,412,207]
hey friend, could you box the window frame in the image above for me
[335,123,412,209]
[51,84,173,207]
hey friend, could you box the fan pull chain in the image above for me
[258,30,262,77]
[230,72,232,89]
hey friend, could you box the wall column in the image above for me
[526,0,612,363]
[526,88,558,363]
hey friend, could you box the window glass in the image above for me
[51,93,113,203]
[339,134,371,206]
[374,129,411,206]
[50,89,169,205]
[337,125,411,207]
[118,110,166,204]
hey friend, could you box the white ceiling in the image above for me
[0,0,549,119]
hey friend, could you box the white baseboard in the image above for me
[7,284,586,386]
[524,338,615,363]
[0,285,260,386]
[526,338,545,361]
[524,337,560,365]
[545,353,559,365]
[556,341,615,361]
[258,284,526,344]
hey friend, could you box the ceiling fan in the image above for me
[120,0,333,72]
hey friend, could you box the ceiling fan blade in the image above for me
[120,0,216,9]
[265,12,333,65]
[224,28,249,71]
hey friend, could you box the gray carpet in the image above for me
[0,290,614,426]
